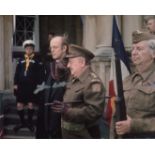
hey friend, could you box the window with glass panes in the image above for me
[13,15,39,52]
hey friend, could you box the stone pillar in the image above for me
[0,15,13,91]
[92,15,113,91]
[123,15,142,51]
[0,16,5,90]
[3,16,13,90]
[96,15,112,47]
[83,15,96,52]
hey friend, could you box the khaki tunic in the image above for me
[123,63,155,135]
[62,67,105,138]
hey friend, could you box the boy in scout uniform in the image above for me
[14,40,44,133]
[52,44,105,139]
[115,30,155,138]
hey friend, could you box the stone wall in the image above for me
[0,15,144,94]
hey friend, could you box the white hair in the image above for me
[147,39,155,56]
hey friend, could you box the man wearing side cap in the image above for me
[52,44,105,139]
[115,30,155,138]
[14,40,44,133]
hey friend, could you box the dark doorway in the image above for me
[39,15,83,54]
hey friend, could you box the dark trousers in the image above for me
[36,104,47,139]
[124,133,155,139]
[48,112,62,139]
[36,106,62,139]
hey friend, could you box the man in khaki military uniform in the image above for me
[115,30,155,138]
[52,44,105,139]
[145,16,155,34]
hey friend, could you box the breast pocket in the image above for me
[123,87,134,109]
[123,82,133,106]
[74,87,84,103]
[64,85,84,106]
[136,86,155,111]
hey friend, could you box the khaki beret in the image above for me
[23,40,35,48]
[66,44,94,60]
[132,30,155,43]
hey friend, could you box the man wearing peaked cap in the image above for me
[51,44,105,139]
[66,44,94,60]
[115,30,155,138]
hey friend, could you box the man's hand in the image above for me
[13,85,18,96]
[14,85,18,90]
[115,116,132,135]
[51,100,68,113]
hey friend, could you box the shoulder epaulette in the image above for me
[91,72,97,79]
[91,78,100,83]
[90,72,100,83]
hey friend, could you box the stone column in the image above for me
[82,15,97,52]
[0,16,5,90]
[96,15,112,47]
[3,16,13,90]
[92,15,113,90]
[0,15,13,91]
[123,15,142,51]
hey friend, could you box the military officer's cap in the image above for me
[23,40,35,48]
[132,30,155,43]
[66,44,94,60]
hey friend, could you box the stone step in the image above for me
[3,135,35,139]
[1,92,38,139]
[4,105,17,114]
[4,113,37,125]
[4,125,36,137]
[4,105,39,115]
[3,96,39,139]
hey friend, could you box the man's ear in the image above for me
[62,45,67,53]
[152,51,155,59]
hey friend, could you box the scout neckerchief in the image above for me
[24,53,34,76]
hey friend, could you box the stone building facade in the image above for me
[0,15,144,96]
